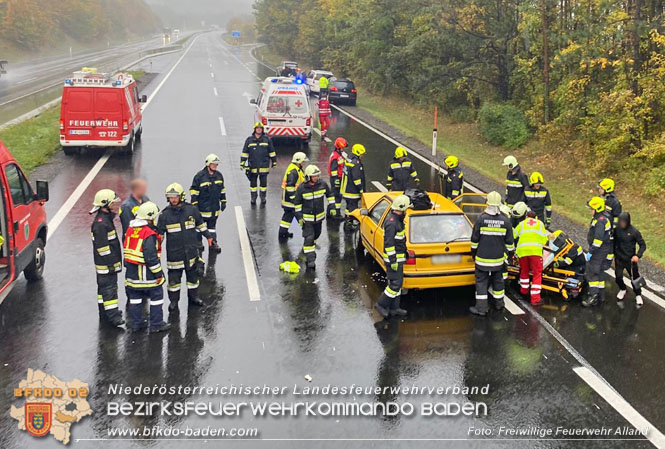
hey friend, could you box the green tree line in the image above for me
[0,0,161,51]
[255,0,665,195]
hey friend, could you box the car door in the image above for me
[0,179,12,289]
[362,198,390,262]
[4,164,32,263]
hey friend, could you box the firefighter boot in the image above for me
[106,310,125,328]
[97,303,107,322]
[375,292,391,318]
[582,294,599,307]
[250,191,258,206]
[260,191,267,205]
[210,240,222,253]
[389,296,407,317]
[188,289,204,307]
[149,322,172,334]
[168,291,180,314]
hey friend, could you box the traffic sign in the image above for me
[232,31,241,38]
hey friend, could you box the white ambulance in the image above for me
[251,77,312,145]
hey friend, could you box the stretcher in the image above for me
[453,193,585,300]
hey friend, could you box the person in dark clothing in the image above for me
[524,171,552,227]
[240,122,276,205]
[119,179,149,237]
[441,155,464,199]
[190,153,226,253]
[502,155,529,207]
[582,197,613,307]
[386,146,419,191]
[614,212,646,307]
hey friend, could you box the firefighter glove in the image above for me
[208,238,214,247]
[390,262,399,271]
[585,252,592,262]
[221,202,227,212]
[298,218,304,227]
[329,209,337,217]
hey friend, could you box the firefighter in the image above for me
[375,195,411,318]
[386,146,419,191]
[469,191,514,316]
[341,143,366,230]
[90,189,124,327]
[328,137,347,216]
[513,205,550,305]
[441,155,464,199]
[279,152,308,241]
[156,183,212,313]
[119,179,149,237]
[614,212,646,307]
[318,93,332,140]
[548,230,586,281]
[598,178,622,227]
[240,122,276,205]
[190,153,226,253]
[502,155,529,207]
[123,202,171,333]
[582,196,613,307]
[294,165,335,269]
[524,172,552,227]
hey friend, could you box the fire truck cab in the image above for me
[59,68,146,156]
[0,140,49,304]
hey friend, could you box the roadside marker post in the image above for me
[432,106,438,157]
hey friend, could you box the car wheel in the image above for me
[351,227,364,254]
[63,146,78,156]
[135,126,143,142]
[121,136,135,155]
[24,238,45,282]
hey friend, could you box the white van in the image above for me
[251,77,312,145]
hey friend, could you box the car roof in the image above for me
[312,70,333,74]
[364,192,465,215]
[0,140,17,165]
[332,78,353,83]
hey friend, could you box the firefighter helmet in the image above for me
[587,196,606,213]
[444,155,459,169]
[90,189,120,213]
[486,191,502,207]
[135,201,160,221]
[304,165,321,182]
[352,144,366,157]
[499,204,511,217]
[165,182,186,201]
[530,171,544,185]
[205,153,221,167]
[253,122,265,130]
[394,146,408,158]
[292,152,308,164]
[511,201,529,218]
[391,194,412,211]
[334,137,348,150]
[599,178,615,193]
[502,155,518,168]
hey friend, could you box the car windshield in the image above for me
[334,81,354,89]
[409,214,472,244]
[266,95,308,115]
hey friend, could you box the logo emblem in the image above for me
[25,403,52,437]
[295,100,302,108]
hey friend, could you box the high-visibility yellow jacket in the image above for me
[514,216,549,258]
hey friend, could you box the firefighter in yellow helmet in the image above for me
[341,144,366,231]
[375,195,411,318]
[279,152,308,241]
[190,153,226,253]
[524,171,552,227]
[442,155,464,199]
[598,178,622,227]
[582,196,613,307]
[240,122,276,205]
[90,189,124,327]
[386,146,419,191]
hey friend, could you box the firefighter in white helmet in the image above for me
[279,152,308,241]
[190,153,226,253]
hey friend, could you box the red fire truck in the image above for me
[59,68,146,155]
[0,140,49,304]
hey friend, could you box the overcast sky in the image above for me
[145,0,255,28]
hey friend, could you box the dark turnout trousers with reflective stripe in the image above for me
[377,263,405,310]
[587,253,610,302]
[248,172,269,201]
[474,268,505,313]
[168,264,200,305]
[303,222,323,264]
[96,273,122,322]
[202,214,219,238]
[280,207,297,238]
[126,286,165,330]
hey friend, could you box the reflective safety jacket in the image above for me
[505,166,529,206]
[442,166,464,199]
[524,185,552,224]
[603,192,622,227]
[382,211,406,264]
[281,163,304,208]
[328,149,345,188]
[123,220,165,288]
[341,154,365,199]
[119,195,149,237]
[319,76,329,89]
[156,203,211,270]
[293,180,334,223]
[558,242,585,269]
[190,167,226,217]
[318,98,331,117]
[91,210,122,275]
[513,216,549,258]
[241,134,276,173]
[587,211,612,259]
[471,212,514,271]
[386,157,419,191]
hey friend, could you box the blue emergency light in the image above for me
[65,79,72,85]
[295,78,303,84]
[271,78,278,83]
[114,80,122,86]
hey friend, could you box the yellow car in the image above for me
[349,192,476,290]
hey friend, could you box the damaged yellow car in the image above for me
[348,192,476,290]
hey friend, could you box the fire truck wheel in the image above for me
[121,136,135,156]
[24,238,45,282]
[62,146,78,156]
[135,126,143,142]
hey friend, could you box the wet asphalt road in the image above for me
[0,33,663,448]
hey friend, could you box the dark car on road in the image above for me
[329,78,357,105]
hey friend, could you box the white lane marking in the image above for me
[211,72,215,78]
[235,206,261,302]
[16,77,37,85]
[371,181,387,192]
[218,117,227,136]
[604,268,665,309]
[213,87,218,97]
[504,297,525,315]
[224,60,229,66]
[574,366,665,448]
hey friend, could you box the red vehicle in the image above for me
[0,140,49,304]
[59,69,146,155]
